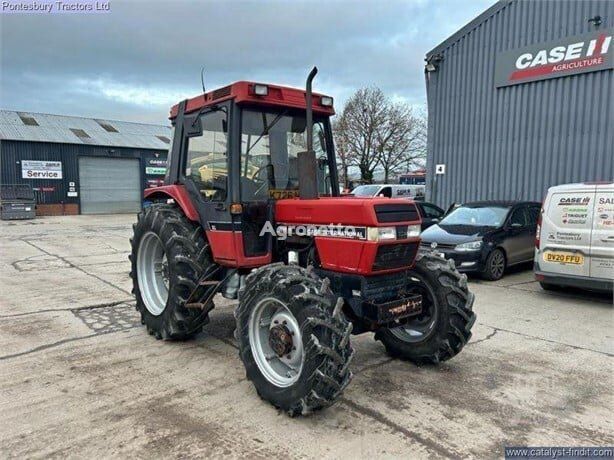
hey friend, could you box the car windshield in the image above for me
[440,205,510,227]
[240,109,332,200]
[352,185,380,196]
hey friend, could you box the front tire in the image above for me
[235,264,353,416]
[482,248,506,281]
[375,253,476,364]
[130,204,214,340]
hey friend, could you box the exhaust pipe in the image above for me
[298,66,319,200]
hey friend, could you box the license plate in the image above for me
[543,251,584,265]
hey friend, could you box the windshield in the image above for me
[440,205,510,227]
[352,185,380,197]
[240,108,332,201]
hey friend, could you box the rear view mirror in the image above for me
[185,116,203,137]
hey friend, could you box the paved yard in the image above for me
[0,215,612,458]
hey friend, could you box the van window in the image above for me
[379,187,392,198]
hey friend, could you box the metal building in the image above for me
[0,111,171,215]
[425,0,613,207]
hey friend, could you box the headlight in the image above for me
[455,240,483,252]
[367,227,396,241]
[407,224,421,237]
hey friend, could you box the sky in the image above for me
[1,0,494,126]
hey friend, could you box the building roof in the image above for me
[0,110,172,150]
[426,0,513,58]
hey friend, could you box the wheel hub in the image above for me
[268,324,294,357]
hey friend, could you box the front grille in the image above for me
[373,243,419,271]
[374,204,419,223]
[420,241,456,250]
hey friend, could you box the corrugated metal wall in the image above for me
[0,140,167,206]
[425,0,614,208]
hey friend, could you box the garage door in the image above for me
[79,157,141,214]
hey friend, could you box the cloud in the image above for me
[0,0,494,124]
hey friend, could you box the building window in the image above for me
[70,128,91,139]
[18,113,39,126]
[96,120,118,133]
[156,135,170,144]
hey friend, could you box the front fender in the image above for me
[144,185,199,222]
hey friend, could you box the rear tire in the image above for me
[481,248,506,281]
[375,253,476,364]
[235,264,353,416]
[130,204,214,340]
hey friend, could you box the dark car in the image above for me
[419,201,541,280]
[415,201,445,230]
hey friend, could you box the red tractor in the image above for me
[130,68,475,416]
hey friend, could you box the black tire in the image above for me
[481,248,506,281]
[130,204,214,340]
[375,253,476,364]
[235,264,353,416]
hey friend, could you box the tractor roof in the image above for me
[169,81,335,119]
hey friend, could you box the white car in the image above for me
[351,184,425,200]
[534,182,614,293]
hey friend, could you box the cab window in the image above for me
[185,109,228,201]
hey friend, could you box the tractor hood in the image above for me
[275,197,421,227]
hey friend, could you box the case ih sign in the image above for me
[495,29,613,87]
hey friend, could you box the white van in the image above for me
[351,184,425,200]
[534,182,614,293]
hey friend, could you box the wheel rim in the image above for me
[248,297,304,388]
[137,231,169,316]
[490,251,505,279]
[390,274,439,343]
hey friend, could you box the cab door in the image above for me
[589,185,614,279]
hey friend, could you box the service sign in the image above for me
[495,29,613,87]
[22,160,63,179]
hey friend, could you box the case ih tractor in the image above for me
[130,68,475,416]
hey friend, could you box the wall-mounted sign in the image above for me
[146,167,167,175]
[22,160,63,179]
[435,164,446,175]
[148,158,167,167]
[495,29,613,88]
[67,191,78,197]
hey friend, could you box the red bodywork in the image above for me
[276,197,421,275]
[145,186,421,275]
[169,81,335,118]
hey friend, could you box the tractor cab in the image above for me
[150,77,338,268]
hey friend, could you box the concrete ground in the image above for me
[0,214,612,459]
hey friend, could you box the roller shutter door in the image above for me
[79,157,141,214]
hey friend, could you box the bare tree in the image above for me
[334,87,427,185]
[333,87,388,184]
[376,105,426,183]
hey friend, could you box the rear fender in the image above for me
[143,185,199,222]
